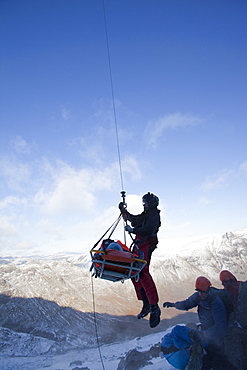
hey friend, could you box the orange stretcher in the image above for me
[90,239,146,282]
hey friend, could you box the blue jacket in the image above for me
[174,289,227,346]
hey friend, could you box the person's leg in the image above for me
[136,287,150,319]
[131,242,160,327]
[204,345,237,370]
[132,243,159,304]
[201,352,213,370]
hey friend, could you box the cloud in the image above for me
[122,156,142,182]
[70,100,137,166]
[0,195,27,210]
[201,169,234,191]
[164,221,191,232]
[239,160,247,175]
[200,160,247,193]
[74,136,106,164]
[0,216,18,237]
[197,196,212,205]
[0,133,144,255]
[145,113,202,148]
[38,219,65,239]
[10,136,33,154]
[34,160,126,215]
[61,106,70,121]
[124,194,143,214]
[0,156,31,191]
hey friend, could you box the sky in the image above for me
[0,0,247,256]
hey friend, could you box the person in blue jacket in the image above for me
[163,276,236,370]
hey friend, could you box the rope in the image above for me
[90,4,126,367]
[91,274,106,370]
[92,214,122,249]
[102,0,124,191]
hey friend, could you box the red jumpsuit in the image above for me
[125,209,161,305]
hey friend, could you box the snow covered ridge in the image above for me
[155,228,247,284]
[0,229,247,312]
[0,229,247,369]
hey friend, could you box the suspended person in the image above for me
[119,192,161,328]
[163,276,236,370]
[219,270,247,370]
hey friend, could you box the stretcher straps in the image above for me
[92,214,122,249]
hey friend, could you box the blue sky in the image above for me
[1,0,247,256]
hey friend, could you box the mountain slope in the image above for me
[0,229,246,363]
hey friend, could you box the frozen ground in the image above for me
[1,328,176,370]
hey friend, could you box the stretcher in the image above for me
[90,239,146,282]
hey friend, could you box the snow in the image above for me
[1,229,247,369]
[1,328,176,370]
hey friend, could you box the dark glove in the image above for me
[191,330,204,343]
[125,225,133,233]
[163,302,175,308]
[118,202,127,213]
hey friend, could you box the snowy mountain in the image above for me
[0,229,247,369]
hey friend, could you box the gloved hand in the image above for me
[192,330,204,343]
[163,302,175,308]
[125,225,133,233]
[119,202,127,213]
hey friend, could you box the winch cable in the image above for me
[91,274,106,370]
[91,1,126,369]
[102,0,124,193]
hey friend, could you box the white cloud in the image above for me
[201,160,247,192]
[0,134,144,254]
[0,216,18,238]
[61,106,70,121]
[197,196,212,206]
[0,156,31,191]
[122,156,142,182]
[145,113,202,148]
[158,220,192,242]
[11,136,32,154]
[38,219,65,239]
[32,155,143,217]
[239,160,247,175]
[0,196,27,210]
[34,161,122,215]
[124,194,143,214]
[12,240,38,251]
[201,169,234,191]
[74,136,107,164]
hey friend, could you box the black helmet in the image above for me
[142,192,159,208]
